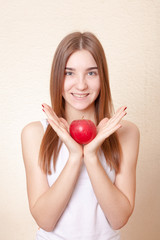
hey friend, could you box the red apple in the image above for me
[69,119,97,144]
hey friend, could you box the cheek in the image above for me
[92,78,101,92]
[62,81,69,97]
[63,78,73,92]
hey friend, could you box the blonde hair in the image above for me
[39,32,122,174]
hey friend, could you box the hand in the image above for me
[84,106,127,156]
[42,104,83,157]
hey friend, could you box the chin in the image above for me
[72,103,94,112]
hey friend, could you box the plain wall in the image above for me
[0,0,160,239]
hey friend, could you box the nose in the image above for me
[76,74,88,90]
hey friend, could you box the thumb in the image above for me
[59,118,69,131]
[97,118,109,131]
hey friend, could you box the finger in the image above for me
[107,123,122,136]
[59,118,69,131]
[99,123,122,141]
[47,118,60,134]
[104,113,126,133]
[97,118,109,132]
[48,118,77,147]
[42,107,57,124]
[42,103,58,118]
[112,110,127,125]
[42,103,59,124]
[113,106,127,118]
[93,123,122,148]
[47,118,68,139]
[101,109,125,131]
[114,105,127,118]
[110,106,127,123]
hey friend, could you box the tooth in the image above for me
[73,94,88,97]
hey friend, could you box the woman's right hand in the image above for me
[42,103,83,158]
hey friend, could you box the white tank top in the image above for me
[36,119,120,240]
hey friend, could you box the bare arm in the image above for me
[21,109,83,231]
[83,107,140,230]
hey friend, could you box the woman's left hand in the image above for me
[83,106,127,156]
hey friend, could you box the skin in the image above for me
[21,50,140,232]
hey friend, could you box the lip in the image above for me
[72,93,89,96]
[71,93,89,99]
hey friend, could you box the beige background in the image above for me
[0,0,160,239]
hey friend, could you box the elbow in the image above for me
[37,220,55,232]
[30,208,56,232]
[110,208,133,230]
[111,217,129,230]
[37,223,55,232]
[33,214,56,232]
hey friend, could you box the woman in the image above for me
[21,32,140,240]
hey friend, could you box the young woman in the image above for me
[21,32,140,240]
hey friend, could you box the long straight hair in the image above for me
[39,32,122,174]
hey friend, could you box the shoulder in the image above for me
[21,121,44,138]
[117,120,140,143]
[21,121,44,149]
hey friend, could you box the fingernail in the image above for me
[42,104,44,108]
[125,112,127,115]
[42,109,45,112]
[124,106,127,110]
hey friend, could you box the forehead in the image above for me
[66,50,97,68]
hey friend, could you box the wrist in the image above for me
[68,144,83,159]
[83,149,98,163]
[83,145,98,158]
[69,152,83,165]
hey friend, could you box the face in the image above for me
[62,50,100,113]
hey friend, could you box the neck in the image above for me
[65,105,97,126]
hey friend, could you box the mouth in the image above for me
[71,93,89,98]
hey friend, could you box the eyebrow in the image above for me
[65,67,98,71]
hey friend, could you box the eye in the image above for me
[65,71,73,76]
[88,71,97,76]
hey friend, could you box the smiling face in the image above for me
[62,50,101,118]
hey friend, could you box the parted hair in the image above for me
[39,32,122,174]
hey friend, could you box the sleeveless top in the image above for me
[36,119,120,240]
